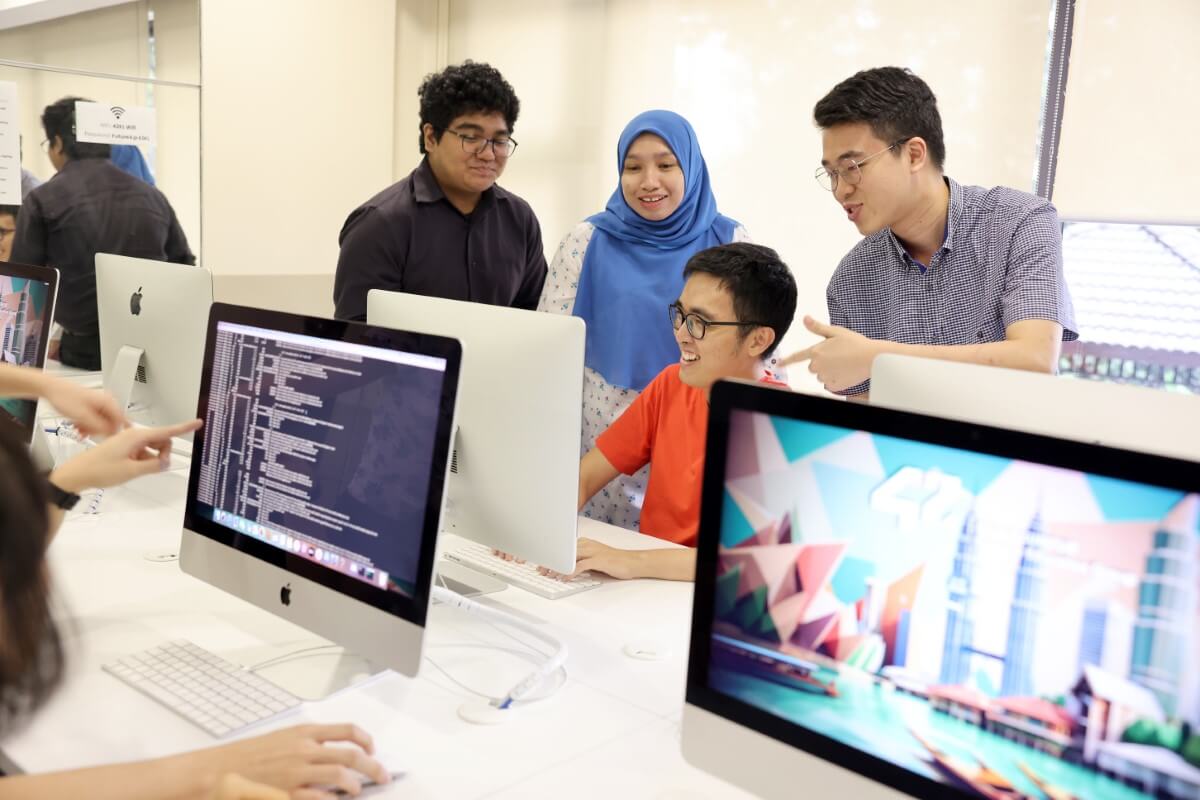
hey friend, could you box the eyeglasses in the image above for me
[814,140,906,192]
[668,303,767,340]
[39,138,49,153]
[442,128,518,158]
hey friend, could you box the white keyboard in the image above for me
[103,640,302,738]
[442,540,602,599]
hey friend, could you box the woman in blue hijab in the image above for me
[538,109,747,531]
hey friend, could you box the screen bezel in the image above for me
[687,378,1200,800]
[183,302,461,629]
[0,261,60,443]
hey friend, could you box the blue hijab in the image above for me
[573,110,738,391]
[110,144,156,185]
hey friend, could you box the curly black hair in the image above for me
[41,96,112,161]
[814,67,946,170]
[417,61,520,154]
[0,422,64,736]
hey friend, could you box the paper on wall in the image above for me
[0,82,21,205]
[75,100,157,148]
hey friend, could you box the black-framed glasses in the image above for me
[814,139,906,192]
[668,303,767,340]
[442,128,518,158]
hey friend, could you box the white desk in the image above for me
[0,467,755,798]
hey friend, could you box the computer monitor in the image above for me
[367,290,585,575]
[869,354,1200,462]
[181,303,462,679]
[0,260,58,445]
[1058,218,1200,394]
[684,379,1200,800]
[96,253,213,429]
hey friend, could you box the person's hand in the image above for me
[778,315,880,392]
[40,376,125,437]
[564,537,639,580]
[195,723,391,799]
[49,419,202,493]
[207,773,288,800]
[47,336,61,362]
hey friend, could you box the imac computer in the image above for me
[180,303,462,679]
[367,290,589,596]
[870,354,1200,462]
[96,253,213,429]
[684,379,1200,799]
[0,260,59,466]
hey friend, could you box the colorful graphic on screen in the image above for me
[0,274,52,433]
[708,410,1200,800]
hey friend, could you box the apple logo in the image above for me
[280,583,292,606]
[130,286,143,316]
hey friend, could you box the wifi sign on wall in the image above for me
[74,100,157,147]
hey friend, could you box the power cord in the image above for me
[430,583,569,710]
[247,644,343,673]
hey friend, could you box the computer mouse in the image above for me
[623,641,670,661]
[332,771,405,797]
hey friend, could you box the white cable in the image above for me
[431,585,568,709]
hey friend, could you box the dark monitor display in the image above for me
[688,380,1200,800]
[184,304,461,621]
[0,261,58,442]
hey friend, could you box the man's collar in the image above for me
[943,176,962,252]
[885,175,959,263]
[411,157,503,214]
[412,157,446,203]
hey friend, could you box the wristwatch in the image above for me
[45,479,81,511]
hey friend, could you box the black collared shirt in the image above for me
[333,158,547,321]
[11,158,195,335]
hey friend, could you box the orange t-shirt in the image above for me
[596,365,786,547]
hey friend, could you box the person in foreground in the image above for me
[782,67,1077,398]
[0,368,388,799]
[565,243,796,582]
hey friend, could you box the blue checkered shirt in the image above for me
[827,177,1077,395]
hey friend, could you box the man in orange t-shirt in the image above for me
[572,243,797,581]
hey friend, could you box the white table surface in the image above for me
[0,463,754,798]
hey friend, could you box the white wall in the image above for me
[393,0,444,178]
[431,0,1053,391]
[200,0,396,294]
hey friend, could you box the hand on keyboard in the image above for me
[550,537,640,580]
[494,548,571,582]
[442,541,601,598]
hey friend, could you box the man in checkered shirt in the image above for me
[783,67,1077,398]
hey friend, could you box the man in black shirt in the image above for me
[12,97,195,370]
[333,61,547,321]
